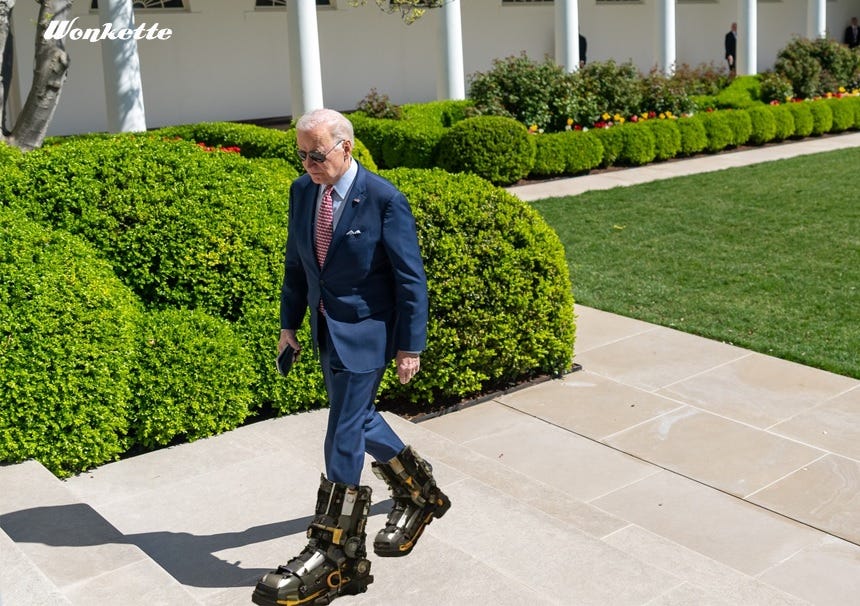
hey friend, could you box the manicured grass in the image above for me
[531,148,860,379]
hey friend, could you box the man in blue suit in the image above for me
[253,109,450,606]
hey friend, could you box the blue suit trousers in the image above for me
[318,315,405,485]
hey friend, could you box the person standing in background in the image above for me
[845,17,860,49]
[725,22,737,76]
[579,33,587,68]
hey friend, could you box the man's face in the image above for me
[296,127,352,185]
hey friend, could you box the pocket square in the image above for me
[346,229,362,236]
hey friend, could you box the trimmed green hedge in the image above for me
[0,209,141,477]
[809,101,833,136]
[826,98,856,132]
[2,130,576,475]
[592,126,625,167]
[131,308,256,448]
[531,133,568,178]
[616,122,657,166]
[699,111,735,152]
[769,104,796,141]
[12,135,295,321]
[379,168,575,401]
[786,102,814,138]
[561,130,604,174]
[723,109,753,147]
[436,116,536,185]
[644,119,682,161]
[154,121,378,173]
[676,116,708,156]
[747,106,777,145]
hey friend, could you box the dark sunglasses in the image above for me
[297,139,344,163]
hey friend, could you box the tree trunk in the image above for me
[3,0,72,152]
[0,0,14,136]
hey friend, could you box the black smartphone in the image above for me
[276,344,297,376]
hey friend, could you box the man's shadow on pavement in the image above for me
[0,500,393,588]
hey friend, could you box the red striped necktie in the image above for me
[315,185,334,268]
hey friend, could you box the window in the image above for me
[255,0,332,7]
[90,1,187,9]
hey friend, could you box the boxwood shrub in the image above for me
[847,96,860,127]
[560,130,604,174]
[378,168,575,402]
[643,119,682,161]
[747,106,777,145]
[381,121,446,168]
[825,98,855,133]
[436,116,536,185]
[530,133,568,178]
[808,101,833,135]
[591,126,625,167]
[0,208,141,477]
[13,135,295,321]
[401,99,473,127]
[676,116,708,156]
[768,104,795,141]
[615,122,657,166]
[699,111,735,152]
[715,75,762,109]
[723,109,753,146]
[786,102,814,138]
[130,308,256,449]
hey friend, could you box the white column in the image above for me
[437,0,464,100]
[554,0,579,72]
[809,0,826,39]
[657,0,676,75]
[738,0,757,76]
[287,0,324,119]
[98,0,146,132]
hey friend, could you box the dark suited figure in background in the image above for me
[253,108,450,606]
[579,33,587,68]
[725,22,737,76]
[845,17,860,49]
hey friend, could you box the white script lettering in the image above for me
[43,18,173,42]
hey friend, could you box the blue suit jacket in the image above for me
[280,162,429,372]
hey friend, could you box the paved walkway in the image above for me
[2,134,859,606]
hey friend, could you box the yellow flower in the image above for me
[528,124,538,133]
[566,117,574,126]
[613,114,622,122]
[602,113,610,121]
[659,112,666,120]
[839,86,846,93]
[665,111,673,118]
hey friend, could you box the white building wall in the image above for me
[9,0,860,137]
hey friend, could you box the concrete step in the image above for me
[0,460,202,605]
[2,407,812,605]
[0,524,72,606]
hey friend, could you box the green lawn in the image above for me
[531,147,860,379]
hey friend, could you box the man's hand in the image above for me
[279,329,301,357]
[396,351,420,384]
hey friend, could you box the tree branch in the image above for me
[8,0,72,151]
[0,0,16,138]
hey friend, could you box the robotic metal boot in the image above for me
[252,476,373,606]
[372,445,451,558]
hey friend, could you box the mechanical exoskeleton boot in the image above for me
[252,475,373,606]
[371,445,451,557]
